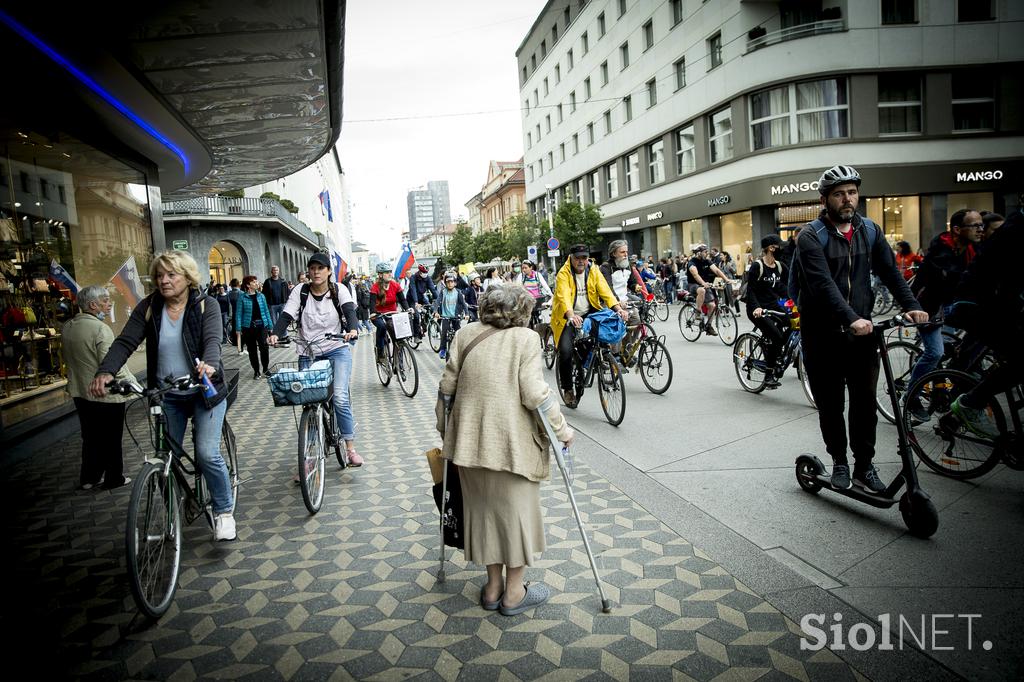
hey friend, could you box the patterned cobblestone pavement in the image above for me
[1,338,863,681]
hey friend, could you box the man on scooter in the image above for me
[790,165,927,493]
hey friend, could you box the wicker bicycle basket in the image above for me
[266,360,333,406]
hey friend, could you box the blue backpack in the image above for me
[582,307,626,345]
[787,217,880,304]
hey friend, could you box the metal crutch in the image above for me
[437,394,453,583]
[536,394,612,613]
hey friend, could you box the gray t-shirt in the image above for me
[573,272,590,316]
[157,307,198,394]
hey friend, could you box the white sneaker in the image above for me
[213,512,237,541]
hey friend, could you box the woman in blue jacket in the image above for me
[235,275,273,379]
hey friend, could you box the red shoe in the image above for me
[347,450,364,467]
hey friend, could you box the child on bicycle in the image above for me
[433,272,467,360]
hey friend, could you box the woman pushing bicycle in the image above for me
[269,253,363,466]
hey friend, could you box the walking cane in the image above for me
[437,394,453,583]
[536,394,612,613]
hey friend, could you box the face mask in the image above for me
[513,266,521,272]
[615,257,629,270]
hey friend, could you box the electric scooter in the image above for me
[795,315,939,538]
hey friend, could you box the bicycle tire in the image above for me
[715,308,738,345]
[637,338,673,394]
[221,420,240,507]
[126,461,182,620]
[796,351,816,408]
[876,341,920,424]
[903,368,1003,479]
[324,408,346,469]
[733,333,768,393]
[655,301,669,322]
[376,344,392,386]
[396,343,419,398]
[542,326,556,369]
[597,351,626,426]
[678,303,702,342]
[406,328,421,350]
[428,319,442,352]
[555,353,582,408]
[297,409,325,514]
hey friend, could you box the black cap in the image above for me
[569,244,590,256]
[761,234,783,249]
[307,252,331,269]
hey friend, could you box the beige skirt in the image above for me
[459,466,545,568]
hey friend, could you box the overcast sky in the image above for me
[340,0,547,259]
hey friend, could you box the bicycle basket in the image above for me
[223,368,240,410]
[267,360,333,406]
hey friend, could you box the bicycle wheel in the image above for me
[715,308,738,345]
[126,461,182,619]
[542,326,556,369]
[324,408,346,469]
[297,409,325,514]
[395,342,419,398]
[596,351,626,426]
[428,319,441,352]
[876,341,920,424]
[555,354,582,408]
[637,338,673,394]
[406,323,421,350]
[796,351,816,408]
[733,333,768,393]
[678,303,702,342]
[376,343,392,386]
[221,420,240,506]
[655,301,669,322]
[903,369,1003,479]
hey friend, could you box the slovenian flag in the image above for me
[332,251,348,282]
[394,243,416,279]
[110,255,145,308]
[318,190,333,222]
[49,259,80,297]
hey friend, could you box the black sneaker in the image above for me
[830,464,852,490]
[853,466,887,494]
[905,397,929,425]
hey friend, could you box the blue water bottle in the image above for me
[195,357,217,399]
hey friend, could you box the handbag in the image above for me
[430,325,502,549]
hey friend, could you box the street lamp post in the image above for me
[545,183,554,274]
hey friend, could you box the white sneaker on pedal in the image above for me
[213,512,237,541]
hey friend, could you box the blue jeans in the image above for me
[907,305,953,389]
[221,312,230,343]
[373,316,394,354]
[270,303,284,325]
[300,344,355,441]
[440,317,461,353]
[163,393,232,514]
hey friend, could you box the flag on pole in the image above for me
[110,255,145,307]
[48,259,80,297]
[318,190,333,222]
[394,243,416,279]
[332,251,348,282]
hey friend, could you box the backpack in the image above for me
[297,282,344,329]
[787,217,880,304]
[737,262,755,303]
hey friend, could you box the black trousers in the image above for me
[74,398,126,487]
[801,326,879,468]
[439,317,461,353]
[242,326,269,373]
[751,315,788,368]
[557,322,583,390]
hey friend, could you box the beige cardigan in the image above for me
[436,322,573,482]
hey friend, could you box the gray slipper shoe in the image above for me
[480,586,501,611]
[499,582,550,616]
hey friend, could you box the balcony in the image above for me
[160,196,318,246]
[745,19,846,53]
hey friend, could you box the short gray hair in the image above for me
[478,284,533,329]
[608,239,628,256]
[78,285,110,312]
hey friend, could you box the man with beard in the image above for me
[790,165,927,493]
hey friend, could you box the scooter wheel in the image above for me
[899,493,939,539]
[795,457,822,495]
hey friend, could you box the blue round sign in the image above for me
[546,237,559,250]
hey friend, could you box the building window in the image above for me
[625,151,640,193]
[618,0,627,18]
[624,95,633,122]
[749,78,849,149]
[584,77,592,100]
[878,73,922,135]
[587,122,595,145]
[547,151,554,170]
[572,133,579,154]
[582,30,589,54]
[527,132,532,149]
[603,110,612,134]
[531,54,536,70]
[620,41,630,70]
[881,0,916,24]
[708,107,733,163]
[40,178,50,199]
[648,140,664,185]
[545,114,551,133]
[598,12,606,36]
[952,71,995,131]
[524,99,530,114]
[559,143,566,163]
[590,171,600,203]
[533,89,539,106]
[19,171,30,193]
[647,79,657,107]
[606,162,619,199]
[570,91,577,112]
[958,0,994,22]
[543,77,549,96]
[600,61,608,86]
[564,7,571,26]
[536,124,541,141]
[676,124,695,175]
[557,103,563,123]
[707,32,722,70]
[555,64,561,83]
[527,165,534,182]
[643,20,654,51]
[522,66,528,82]
[552,23,558,42]
[568,48,574,70]
[674,57,686,90]
[541,40,547,58]
[573,180,583,203]
[58,185,66,204]
[671,0,683,26]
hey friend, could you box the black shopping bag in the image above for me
[431,461,465,549]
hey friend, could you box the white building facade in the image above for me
[517,0,1024,268]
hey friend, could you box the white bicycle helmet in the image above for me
[375,261,392,274]
[818,165,861,194]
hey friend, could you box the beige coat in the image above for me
[62,313,134,403]
[436,322,572,482]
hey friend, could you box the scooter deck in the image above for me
[810,473,901,509]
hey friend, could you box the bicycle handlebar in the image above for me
[106,374,197,397]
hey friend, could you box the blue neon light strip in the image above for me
[0,9,190,174]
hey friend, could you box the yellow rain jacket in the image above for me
[550,258,619,346]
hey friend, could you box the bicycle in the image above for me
[677,283,739,345]
[436,313,465,362]
[406,306,430,350]
[556,322,627,426]
[871,277,895,316]
[267,333,348,514]
[732,309,815,407]
[373,311,419,397]
[646,291,670,322]
[621,305,673,394]
[109,372,240,619]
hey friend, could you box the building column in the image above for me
[750,206,776,251]
[703,216,719,249]
[670,222,683,259]
[920,194,948,244]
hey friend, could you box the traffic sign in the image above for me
[547,249,560,258]
[546,237,559,250]
[172,240,188,250]
[527,245,538,261]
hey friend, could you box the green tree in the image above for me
[553,201,601,250]
[445,221,475,264]
[503,212,542,261]
[473,229,509,262]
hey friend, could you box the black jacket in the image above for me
[744,259,788,319]
[98,289,227,407]
[793,211,919,331]
[912,232,976,315]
